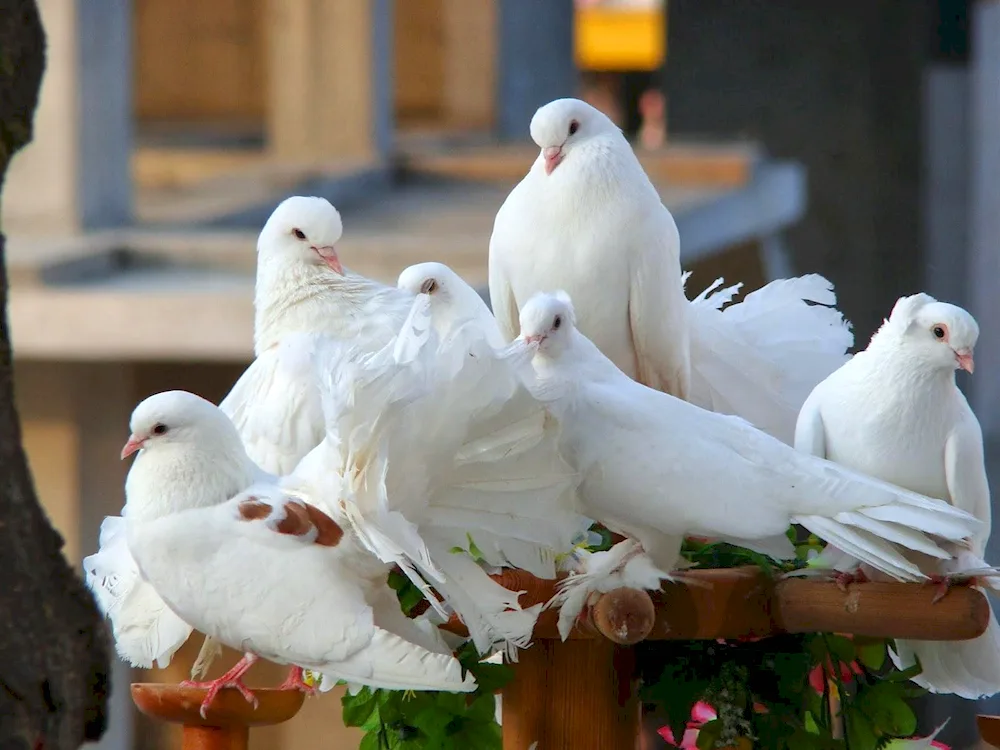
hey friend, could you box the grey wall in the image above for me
[663,0,931,341]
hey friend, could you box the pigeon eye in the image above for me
[553,315,562,330]
[152,423,168,436]
[932,325,947,340]
[420,278,439,294]
[292,228,307,240]
[568,120,580,136]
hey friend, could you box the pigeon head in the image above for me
[257,196,344,275]
[880,293,979,374]
[122,390,244,461]
[529,98,620,176]
[397,261,460,300]
[518,291,577,354]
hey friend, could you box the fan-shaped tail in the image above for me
[790,462,983,581]
[686,273,854,445]
[83,516,193,668]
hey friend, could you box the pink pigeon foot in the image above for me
[835,568,869,592]
[927,573,977,605]
[276,666,319,696]
[181,652,260,718]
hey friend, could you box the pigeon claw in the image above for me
[180,652,260,719]
[276,666,319,697]
[927,573,976,605]
[834,569,868,593]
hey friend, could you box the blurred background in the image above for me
[3,0,995,748]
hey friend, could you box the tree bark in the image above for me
[0,1,111,748]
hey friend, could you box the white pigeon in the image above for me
[102,390,475,718]
[83,392,268,673]
[287,294,585,657]
[220,195,414,476]
[489,97,853,446]
[794,293,1000,699]
[513,291,984,638]
[397,262,506,349]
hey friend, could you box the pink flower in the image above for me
[808,659,863,694]
[658,702,717,748]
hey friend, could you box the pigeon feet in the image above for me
[834,568,869,593]
[277,666,319,696]
[181,652,260,718]
[927,573,976,605]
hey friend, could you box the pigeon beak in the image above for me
[120,434,145,460]
[312,245,343,275]
[955,348,975,374]
[524,334,546,345]
[542,146,564,175]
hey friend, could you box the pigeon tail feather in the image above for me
[685,273,854,445]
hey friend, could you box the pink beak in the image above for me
[543,146,564,175]
[956,348,975,374]
[121,434,145,460]
[524,334,546,345]
[313,245,343,275]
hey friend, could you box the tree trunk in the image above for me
[0,1,111,748]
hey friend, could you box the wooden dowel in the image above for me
[977,714,1000,746]
[440,566,990,643]
[131,684,305,750]
[776,578,989,641]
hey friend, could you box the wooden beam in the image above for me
[440,567,990,643]
[265,0,392,161]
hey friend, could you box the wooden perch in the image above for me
[131,684,304,750]
[440,566,990,644]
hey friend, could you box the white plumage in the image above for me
[95,389,475,716]
[289,294,585,657]
[397,261,506,349]
[489,98,853,446]
[514,292,984,638]
[220,196,414,476]
[795,293,1000,699]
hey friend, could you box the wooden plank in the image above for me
[395,143,758,187]
[441,0,497,128]
[133,0,266,123]
[266,0,377,159]
[394,0,445,124]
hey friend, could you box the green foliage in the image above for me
[341,642,512,750]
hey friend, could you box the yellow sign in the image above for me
[574,1,667,72]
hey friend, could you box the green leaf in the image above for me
[858,682,917,737]
[823,635,856,666]
[410,705,455,739]
[387,569,427,616]
[856,640,887,671]
[694,719,722,750]
[342,687,379,728]
[361,704,383,733]
[844,707,879,750]
[359,732,383,750]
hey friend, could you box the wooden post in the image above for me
[502,639,638,750]
[131,684,304,750]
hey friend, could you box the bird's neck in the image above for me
[863,344,957,392]
[253,259,344,353]
[124,446,256,523]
